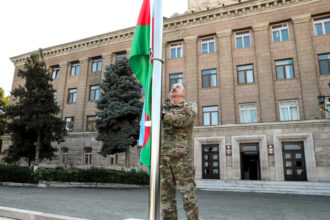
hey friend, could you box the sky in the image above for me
[0,0,188,96]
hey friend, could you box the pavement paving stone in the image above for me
[0,186,330,220]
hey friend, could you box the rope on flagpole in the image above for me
[151,58,164,64]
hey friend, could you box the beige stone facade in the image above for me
[1,0,330,181]
[187,0,250,13]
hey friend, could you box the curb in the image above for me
[0,181,149,189]
[0,206,89,220]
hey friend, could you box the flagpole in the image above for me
[149,0,163,219]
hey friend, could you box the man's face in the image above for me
[170,84,185,99]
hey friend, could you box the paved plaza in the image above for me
[0,186,330,220]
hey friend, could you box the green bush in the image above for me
[0,165,149,185]
[0,165,35,183]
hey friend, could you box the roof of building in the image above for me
[10,0,312,65]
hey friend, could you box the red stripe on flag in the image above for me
[136,0,150,26]
[142,113,150,147]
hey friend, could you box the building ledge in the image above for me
[2,120,329,139]
[196,179,330,196]
[194,119,330,129]
[10,0,314,66]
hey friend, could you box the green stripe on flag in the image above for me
[129,25,150,88]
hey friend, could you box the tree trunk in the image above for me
[34,129,41,172]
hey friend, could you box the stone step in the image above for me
[197,180,330,187]
[197,187,330,195]
[197,179,330,185]
[198,184,330,190]
[196,180,330,196]
[198,184,330,191]
[198,187,330,196]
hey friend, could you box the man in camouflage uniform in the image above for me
[160,83,199,220]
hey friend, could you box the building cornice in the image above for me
[194,119,330,130]
[10,0,316,66]
[163,0,314,32]
[2,120,328,139]
[10,27,136,66]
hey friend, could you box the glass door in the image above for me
[202,145,220,179]
[282,142,307,181]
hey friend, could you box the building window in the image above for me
[89,85,100,101]
[318,54,330,75]
[314,16,330,36]
[67,88,77,103]
[325,97,330,119]
[272,23,289,42]
[239,104,257,123]
[70,62,80,76]
[65,117,74,132]
[203,106,218,126]
[110,154,119,165]
[92,58,102,72]
[84,147,92,165]
[275,59,294,80]
[169,73,183,90]
[170,43,183,59]
[53,91,57,102]
[87,116,96,131]
[279,100,299,121]
[61,148,68,164]
[116,52,126,61]
[235,31,251,49]
[52,66,60,79]
[201,37,215,54]
[202,69,217,88]
[237,64,254,84]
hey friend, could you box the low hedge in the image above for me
[0,165,149,185]
[0,165,35,183]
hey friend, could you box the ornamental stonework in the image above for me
[187,0,249,13]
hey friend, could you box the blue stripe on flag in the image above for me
[138,101,146,146]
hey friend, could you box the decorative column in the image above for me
[217,30,236,124]
[101,52,113,81]
[161,42,167,104]
[184,36,199,124]
[253,23,276,122]
[74,57,89,131]
[58,62,69,119]
[292,14,321,120]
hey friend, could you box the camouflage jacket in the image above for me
[161,101,197,159]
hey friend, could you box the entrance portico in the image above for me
[193,120,328,184]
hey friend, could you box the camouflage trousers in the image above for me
[160,155,200,220]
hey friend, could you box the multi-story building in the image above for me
[1,0,330,185]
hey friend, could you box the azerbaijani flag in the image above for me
[129,0,153,167]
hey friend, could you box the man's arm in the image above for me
[163,103,197,128]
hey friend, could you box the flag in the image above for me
[129,0,152,167]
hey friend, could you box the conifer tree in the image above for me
[0,88,9,136]
[4,52,66,167]
[96,57,143,155]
